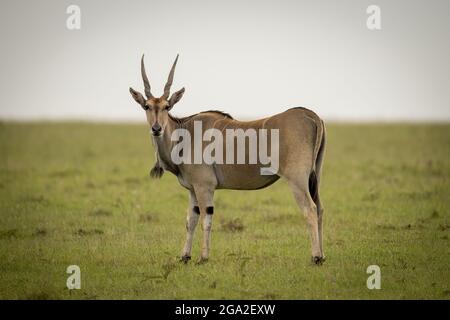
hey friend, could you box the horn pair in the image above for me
[140,54,179,99]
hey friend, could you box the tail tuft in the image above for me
[150,165,164,179]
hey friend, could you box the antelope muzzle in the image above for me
[151,123,162,136]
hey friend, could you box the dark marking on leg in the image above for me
[180,255,191,264]
[206,206,214,215]
[193,206,200,214]
[312,256,326,265]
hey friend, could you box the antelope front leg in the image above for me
[181,190,199,263]
[194,185,215,264]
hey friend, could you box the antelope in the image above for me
[129,55,326,265]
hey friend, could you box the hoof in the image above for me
[180,255,191,264]
[312,256,326,265]
[196,257,209,265]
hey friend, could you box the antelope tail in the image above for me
[309,119,326,203]
[312,119,325,173]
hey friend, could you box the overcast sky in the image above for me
[0,0,449,122]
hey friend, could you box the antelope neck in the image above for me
[153,115,179,175]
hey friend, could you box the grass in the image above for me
[0,121,449,299]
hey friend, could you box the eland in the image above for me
[129,55,326,264]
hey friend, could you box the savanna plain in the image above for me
[0,121,449,299]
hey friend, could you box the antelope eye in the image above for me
[144,105,150,110]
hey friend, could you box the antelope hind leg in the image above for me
[289,181,324,265]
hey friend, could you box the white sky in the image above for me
[0,0,449,122]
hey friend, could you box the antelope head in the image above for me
[129,54,185,137]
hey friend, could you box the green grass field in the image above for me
[0,122,449,299]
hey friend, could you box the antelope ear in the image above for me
[168,87,185,109]
[129,87,146,108]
